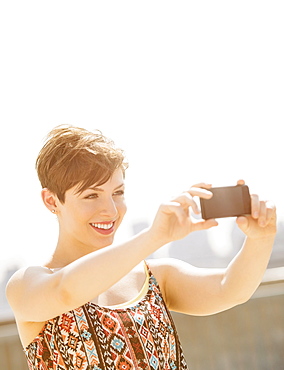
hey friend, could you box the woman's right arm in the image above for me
[6,228,163,322]
[6,185,215,322]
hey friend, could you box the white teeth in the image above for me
[91,223,113,230]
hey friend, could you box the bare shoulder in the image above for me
[5,266,53,314]
[147,257,220,277]
[146,257,169,278]
[6,266,52,292]
[146,258,198,302]
[146,257,198,277]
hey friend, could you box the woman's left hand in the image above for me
[236,180,277,239]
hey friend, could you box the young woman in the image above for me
[6,125,276,370]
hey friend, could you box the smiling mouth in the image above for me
[90,221,115,235]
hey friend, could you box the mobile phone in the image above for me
[200,185,251,220]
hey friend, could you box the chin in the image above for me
[90,236,115,251]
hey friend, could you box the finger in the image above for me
[160,202,187,224]
[192,218,218,231]
[236,216,249,233]
[258,201,267,227]
[191,182,212,190]
[172,193,200,214]
[266,201,276,223]
[258,200,276,227]
[188,187,213,199]
[251,194,260,219]
[237,179,245,186]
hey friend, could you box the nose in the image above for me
[99,197,118,219]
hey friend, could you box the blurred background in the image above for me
[0,1,283,369]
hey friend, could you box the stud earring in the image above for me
[51,209,56,213]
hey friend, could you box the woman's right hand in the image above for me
[148,183,218,245]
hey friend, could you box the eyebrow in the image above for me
[87,183,125,192]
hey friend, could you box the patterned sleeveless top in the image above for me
[24,262,189,370]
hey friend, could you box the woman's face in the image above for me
[56,168,127,253]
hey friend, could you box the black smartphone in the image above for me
[200,185,251,220]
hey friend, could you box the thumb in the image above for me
[193,218,218,232]
[236,216,249,233]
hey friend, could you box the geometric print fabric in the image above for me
[24,262,189,370]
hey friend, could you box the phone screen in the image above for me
[200,185,251,220]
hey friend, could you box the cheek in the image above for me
[118,199,127,217]
[62,203,91,224]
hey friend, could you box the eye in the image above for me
[113,190,125,196]
[85,193,99,199]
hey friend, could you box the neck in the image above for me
[45,234,99,268]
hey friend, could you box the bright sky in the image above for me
[1,1,283,275]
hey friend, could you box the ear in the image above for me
[41,188,58,213]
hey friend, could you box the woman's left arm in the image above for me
[151,194,277,316]
[218,193,276,306]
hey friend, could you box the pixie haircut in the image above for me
[36,125,128,203]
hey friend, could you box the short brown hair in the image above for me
[36,125,128,203]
